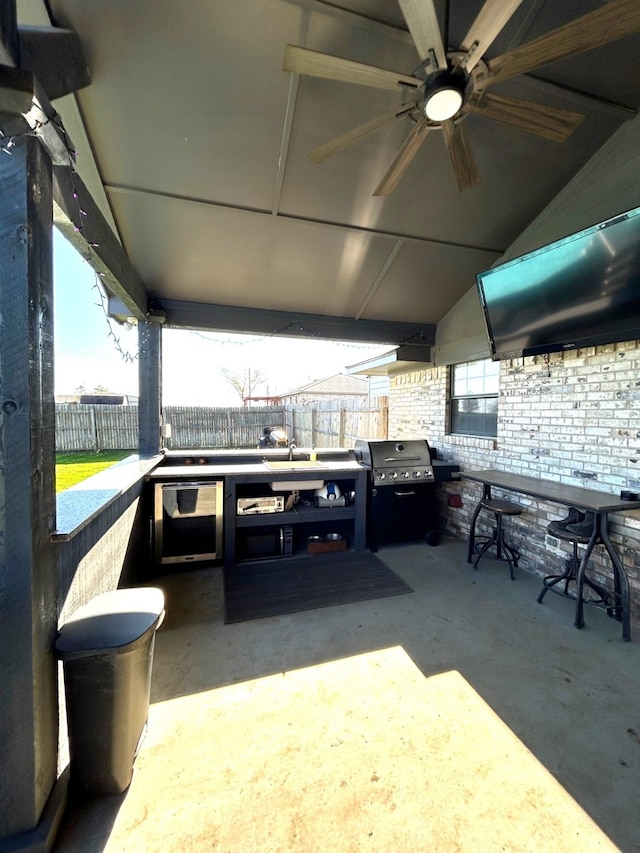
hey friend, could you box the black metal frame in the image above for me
[464,474,633,641]
[471,507,521,580]
[537,526,617,619]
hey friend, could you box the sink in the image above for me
[264,459,328,491]
[263,460,328,471]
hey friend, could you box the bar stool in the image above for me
[537,523,616,617]
[470,497,523,580]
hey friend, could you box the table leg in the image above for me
[467,484,490,563]
[574,513,631,642]
[600,516,631,642]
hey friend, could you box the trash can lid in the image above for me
[55,587,165,659]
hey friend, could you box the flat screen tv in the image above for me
[476,206,640,360]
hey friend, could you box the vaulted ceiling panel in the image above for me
[30,0,640,344]
[106,188,415,318]
[51,0,303,211]
[358,239,500,323]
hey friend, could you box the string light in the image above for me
[187,330,264,346]
[1,120,138,367]
[3,121,406,371]
[274,319,321,338]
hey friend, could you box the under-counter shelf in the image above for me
[147,460,369,567]
[226,467,367,565]
[236,503,356,528]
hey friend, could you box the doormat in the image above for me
[223,550,413,623]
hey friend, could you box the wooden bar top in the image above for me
[462,469,640,514]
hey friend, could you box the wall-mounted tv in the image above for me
[476,206,640,360]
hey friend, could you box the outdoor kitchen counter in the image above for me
[148,456,370,567]
[147,454,460,566]
[55,453,163,540]
[148,458,458,480]
[147,460,367,479]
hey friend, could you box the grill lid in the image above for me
[354,438,434,486]
[355,438,432,467]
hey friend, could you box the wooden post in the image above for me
[338,407,346,447]
[89,405,98,451]
[0,133,59,839]
[380,402,389,439]
[138,321,162,455]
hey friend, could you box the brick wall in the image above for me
[388,342,640,619]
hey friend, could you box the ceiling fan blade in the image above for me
[283,45,420,92]
[467,92,584,142]
[373,118,431,197]
[459,0,525,72]
[398,0,447,70]
[441,120,480,193]
[484,0,640,88]
[309,104,417,163]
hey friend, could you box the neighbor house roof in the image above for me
[278,373,369,399]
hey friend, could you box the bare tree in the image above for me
[221,368,267,404]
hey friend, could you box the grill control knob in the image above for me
[389,472,398,480]
[413,470,421,478]
[401,471,410,479]
[376,471,385,480]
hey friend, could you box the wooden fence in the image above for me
[56,404,140,451]
[55,400,388,452]
[284,399,388,448]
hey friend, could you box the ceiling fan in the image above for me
[283,0,640,194]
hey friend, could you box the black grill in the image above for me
[355,438,439,549]
[354,438,434,485]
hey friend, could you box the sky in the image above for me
[53,230,390,405]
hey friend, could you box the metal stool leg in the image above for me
[473,526,498,571]
[538,542,579,603]
[473,510,520,579]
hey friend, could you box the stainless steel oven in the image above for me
[154,481,223,564]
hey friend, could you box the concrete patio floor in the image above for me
[54,537,640,852]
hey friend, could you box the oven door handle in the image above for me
[394,489,416,496]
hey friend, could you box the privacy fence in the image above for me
[55,400,389,452]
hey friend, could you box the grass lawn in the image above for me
[56,450,133,493]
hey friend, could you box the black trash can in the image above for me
[55,587,165,796]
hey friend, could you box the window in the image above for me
[450,359,499,437]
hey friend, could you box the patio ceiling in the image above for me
[16,0,640,347]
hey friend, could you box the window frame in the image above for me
[449,358,499,438]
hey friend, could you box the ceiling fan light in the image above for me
[423,74,466,122]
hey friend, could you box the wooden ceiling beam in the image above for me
[18,25,90,101]
[0,4,89,101]
[0,66,73,165]
[0,1,19,67]
[150,298,436,347]
[53,166,148,322]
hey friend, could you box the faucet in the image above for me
[288,441,297,461]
